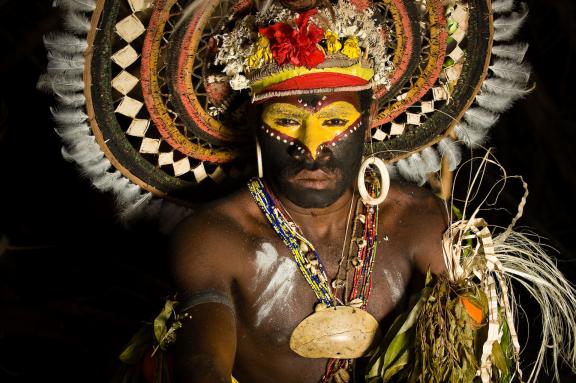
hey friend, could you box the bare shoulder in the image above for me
[385,180,447,214]
[382,180,449,275]
[169,187,263,294]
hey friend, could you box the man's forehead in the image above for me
[263,92,360,111]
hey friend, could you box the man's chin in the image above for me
[280,180,346,209]
[289,177,338,191]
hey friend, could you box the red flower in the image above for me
[259,9,325,69]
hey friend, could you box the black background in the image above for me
[0,0,575,381]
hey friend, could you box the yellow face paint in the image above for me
[262,101,361,159]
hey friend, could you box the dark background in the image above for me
[0,0,575,381]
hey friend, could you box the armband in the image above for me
[177,288,236,318]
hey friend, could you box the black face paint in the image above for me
[256,92,368,208]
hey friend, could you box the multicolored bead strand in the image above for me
[248,178,336,306]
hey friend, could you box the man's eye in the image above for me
[274,118,300,127]
[323,118,348,127]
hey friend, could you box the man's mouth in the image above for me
[290,169,339,189]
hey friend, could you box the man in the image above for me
[43,0,576,381]
[168,90,448,382]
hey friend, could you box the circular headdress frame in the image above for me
[42,0,531,213]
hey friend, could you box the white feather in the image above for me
[61,141,104,167]
[120,193,155,225]
[40,2,151,226]
[437,137,461,171]
[43,33,87,54]
[455,121,490,148]
[397,156,426,185]
[46,51,84,74]
[64,11,91,34]
[65,137,106,163]
[51,107,88,124]
[481,78,532,98]
[55,92,86,107]
[37,73,84,93]
[53,0,96,12]
[492,0,514,13]
[492,42,530,63]
[386,163,400,180]
[407,153,429,186]
[490,59,531,84]
[493,4,529,42]
[54,123,90,139]
[81,159,112,176]
[62,135,102,160]
[475,93,517,113]
[421,147,441,173]
[464,107,500,129]
[113,179,143,206]
[396,159,417,184]
[91,170,123,191]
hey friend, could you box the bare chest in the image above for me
[234,233,413,350]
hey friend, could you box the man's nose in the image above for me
[288,141,333,169]
[297,115,325,160]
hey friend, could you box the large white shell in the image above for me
[289,306,380,359]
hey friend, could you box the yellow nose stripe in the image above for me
[262,101,361,159]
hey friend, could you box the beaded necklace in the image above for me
[248,177,381,383]
[248,178,336,306]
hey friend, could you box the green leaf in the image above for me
[366,278,436,381]
[491,341,509,376]
[382,330,414,381]
[154,300,178,343]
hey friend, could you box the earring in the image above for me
[256,137,263,179]
[357,156,390,206]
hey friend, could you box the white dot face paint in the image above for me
[253,243,298,327]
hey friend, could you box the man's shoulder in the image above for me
[385,180,446,215]
[170,187,263,254]
[383,180,449,274]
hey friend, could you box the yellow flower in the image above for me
[341,37,361,59]
[324,30,342,54]
[247,35,273,70]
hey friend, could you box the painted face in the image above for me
[257,92,367,208]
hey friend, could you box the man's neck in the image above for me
[273,186,356,241]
